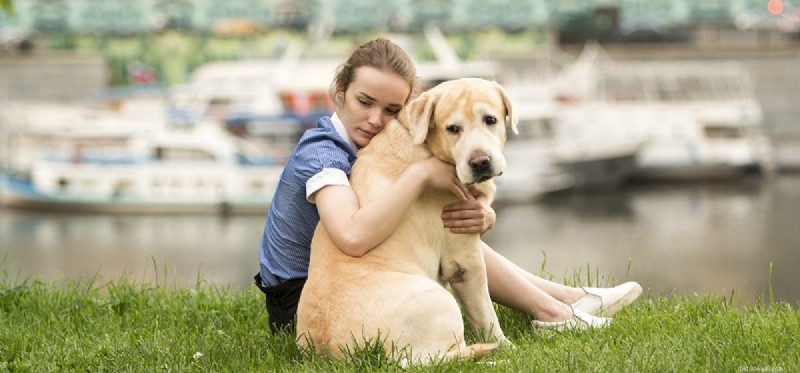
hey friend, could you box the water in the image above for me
[486,175,800,305]
[2,174,799,305]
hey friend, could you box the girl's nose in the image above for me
[367,108,382,127]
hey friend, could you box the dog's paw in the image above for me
[497,336,515,349]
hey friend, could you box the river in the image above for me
[2,174,799,305]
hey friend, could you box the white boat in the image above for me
[550,138,643,189]
[0,120,283,214]
[0,100,163,176]
[166,53,335,127]
[494,139,575,203]
[548,44,775,180]
[161,29,497,155]
[493,98,575,202]
[409,25,499,87]
[499,80,642,194]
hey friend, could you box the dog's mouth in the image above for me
[475,174,493,184]
[465,171,502,186]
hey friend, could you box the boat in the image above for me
[492,96,575,203]
[550,138,643,189]
[498,79,642,195]
[0,29,506,213]
[547,44,775,180]
[0,100,160,176]
[494,139,575,203]
[166,51,334,130]
[409,25,499,88]
[0,115,283,214]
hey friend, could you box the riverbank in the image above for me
[1,274,797,372]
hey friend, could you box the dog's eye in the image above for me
[484,115,497,126]
[446,124,461,134]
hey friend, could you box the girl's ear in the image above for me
[404,90,438,145]
[334,90,345,107]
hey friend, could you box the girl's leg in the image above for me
[494,245,589,304]
[481,241,577,322]
[481,242,587,305]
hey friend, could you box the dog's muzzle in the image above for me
[469,154,495,183]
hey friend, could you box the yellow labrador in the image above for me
[296,78,518,365]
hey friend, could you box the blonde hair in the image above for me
[330,38,418,107]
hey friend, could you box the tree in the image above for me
[1,0,13,15]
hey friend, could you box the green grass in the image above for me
[1,270,798,372]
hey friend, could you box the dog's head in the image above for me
[404,78,518,185]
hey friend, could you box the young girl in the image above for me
[255,38,641,333]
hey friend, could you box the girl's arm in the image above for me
[314,157,466,257]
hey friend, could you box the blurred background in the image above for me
[1,0,799,305]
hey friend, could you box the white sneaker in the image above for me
[531,308,611,332]
[571,281,643,317]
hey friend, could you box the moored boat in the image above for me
[0,122,283,214]
[551,44,775,180]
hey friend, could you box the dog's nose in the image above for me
[470,155,491,171]
[469,154,493,178]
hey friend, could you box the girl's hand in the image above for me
[417,157,469,200]
[442,187,496,235]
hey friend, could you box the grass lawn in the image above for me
[1,270,798,372]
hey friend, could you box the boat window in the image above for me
[205,98,231,118]
[511,118,554,141]
[155,147,215,161]
[113,180,132,198]
[250,180,264,193]
[599,75,646,101]
[704,126,742,139]
[656,76,683,101]
[681,77,704,100]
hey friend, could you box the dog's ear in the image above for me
[404,90,438,145]
[492,81,518,135]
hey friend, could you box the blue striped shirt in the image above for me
[257,115,358,287]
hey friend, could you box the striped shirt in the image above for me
[257,114,358,287]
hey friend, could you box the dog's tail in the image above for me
[396,341,500,367]
[446,342,500,361]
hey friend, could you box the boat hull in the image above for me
[556,152,639,189]
[1,165,277,215]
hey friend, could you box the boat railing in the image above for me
[595,62,755,102]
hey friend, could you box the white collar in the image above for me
[331,112,358,152]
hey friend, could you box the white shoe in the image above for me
[531,308,611,332]
[572,281,642,317]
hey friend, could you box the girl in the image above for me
[255,38,640,333]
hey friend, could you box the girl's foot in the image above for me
[572,281,643,317]
[532,307,611,331]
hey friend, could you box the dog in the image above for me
[296,78,518,365]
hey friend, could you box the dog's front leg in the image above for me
[441,242,507,344]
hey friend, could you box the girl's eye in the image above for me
[385,108,400,116]
[484,115,497,125]
[446,124,461,134]
[358,99,372,107]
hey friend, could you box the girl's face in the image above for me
[336,66,411,148]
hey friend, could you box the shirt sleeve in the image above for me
[292,131,355,204]
[306,168,351,203]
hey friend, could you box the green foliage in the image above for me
[0,0,14,15]
[0,0,12,15]
[1,273,798,372]
[46,29,549,86]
